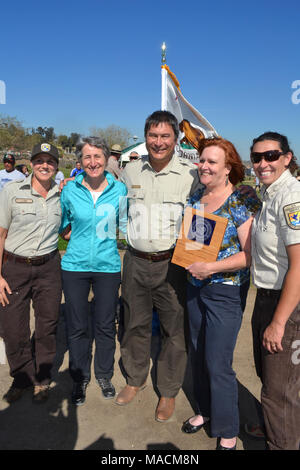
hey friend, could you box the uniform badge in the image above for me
[283,202,300,229]
[41,143,51,152]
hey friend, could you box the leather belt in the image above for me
[3,249,58,266]
[128,245,174,262]
[257,287,282,297]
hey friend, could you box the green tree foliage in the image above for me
[0,115,57,152]
[69,132,80,147]
[34,126,56,142]
[57,134,69,149]
[0,115,25,150]
[0,114,132,156]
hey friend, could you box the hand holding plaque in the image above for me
[171,206,228,268]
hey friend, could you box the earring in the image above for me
[225,174,229,186]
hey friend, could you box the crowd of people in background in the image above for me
[0,111,299,451]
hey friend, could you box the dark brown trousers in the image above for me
[0,252,62,388]
[120,250,188,397]
[252,290,300,450]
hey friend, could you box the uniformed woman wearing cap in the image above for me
[0,143,62,404]
[250,132,300,450]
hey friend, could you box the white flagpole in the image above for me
[161,42,167,110]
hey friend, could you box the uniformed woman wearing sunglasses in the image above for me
[250,132,300,450]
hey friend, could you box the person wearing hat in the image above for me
[106,144,123,179]
[0,142,62,404]
[0,154,26,191]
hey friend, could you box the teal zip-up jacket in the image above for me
[59,171,127,273]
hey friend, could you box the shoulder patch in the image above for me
[283,202,300,229]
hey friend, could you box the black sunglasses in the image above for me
[250,150,285,164]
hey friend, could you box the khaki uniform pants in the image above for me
[120,250,187,397]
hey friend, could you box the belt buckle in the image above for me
[26,257,32,264]
[146,253,153,261]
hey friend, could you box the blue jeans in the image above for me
[187,281,249,438]
[62,270,121,383]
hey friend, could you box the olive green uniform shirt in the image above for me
[0,174,61,257]
[121,154,201,252]
[251,170,300,289]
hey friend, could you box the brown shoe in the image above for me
[115,383,146,406]
[33,384,50,403]
[3,385,29,404]
[155,397,175,422]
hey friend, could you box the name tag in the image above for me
[15,198,33,204]
[131,185,141,189]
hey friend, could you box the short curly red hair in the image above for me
[197,137,245,185]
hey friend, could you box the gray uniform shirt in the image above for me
[121,154,201,252]
[0,174,61,257]
[251,170,300,289]
[106,156,122,180]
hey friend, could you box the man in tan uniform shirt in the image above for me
[115,111,201,421]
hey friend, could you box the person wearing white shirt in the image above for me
[0,154,25,191]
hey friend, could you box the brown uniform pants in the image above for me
[120,250,188,397]
[0,252,62,388]
[252,289,300,450]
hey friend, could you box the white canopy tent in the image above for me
[120,142,147,165]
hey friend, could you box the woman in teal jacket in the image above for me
[60,136,127,405]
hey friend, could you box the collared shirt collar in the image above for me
[261,170,293,200]
[19,173,59,197]
[141,153,182,175]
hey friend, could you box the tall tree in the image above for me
[69,132,80,148]
[89,125,131,149]
[57,134,69,149]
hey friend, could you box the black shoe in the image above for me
[3,385,30,404]
[71,381,89,406]
[181,417,208,434]
[216,438,236,450]
[97,378,116,399]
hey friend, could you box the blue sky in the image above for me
[1,0,300,160]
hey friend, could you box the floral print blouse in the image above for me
[186,188,261,287]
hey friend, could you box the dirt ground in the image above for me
[0,279,268,452]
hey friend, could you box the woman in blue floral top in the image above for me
[181,137,260,450]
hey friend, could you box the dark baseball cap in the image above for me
[3,154,15,164]
[31,143,59,163]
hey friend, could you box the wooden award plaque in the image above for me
[171,206,228,268]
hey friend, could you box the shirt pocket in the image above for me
[127,189,145,217]
[127,188,145,201]
[12,203,36,219]
[162,192,184,236]
[163,192,184,215]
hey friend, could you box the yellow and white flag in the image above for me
[161,65,217,162]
